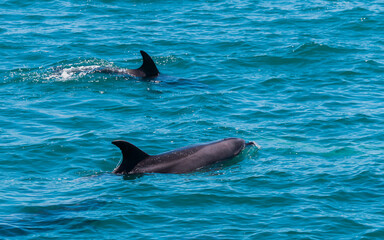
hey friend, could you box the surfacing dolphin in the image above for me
[94,50,159,78]
[112,138,258,174]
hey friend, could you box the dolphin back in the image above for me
[111,138,258,174]
[112,140,150,174]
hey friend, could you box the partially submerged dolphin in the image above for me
[94,50,159,78]
[112,138,257,174]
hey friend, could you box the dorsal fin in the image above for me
[112,140,150,174]
[138,50,159,77]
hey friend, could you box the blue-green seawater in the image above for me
[1,0,384,239]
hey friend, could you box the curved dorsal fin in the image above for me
[138,50,159,77]
[112,140,150,174]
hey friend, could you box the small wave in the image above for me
[329,70,364,76]
[0,223,29,237]
[246,55,307,66]
[320,147,361,158]
[291,42,354,57]
[260,77,287,87]
[364,229,384,239]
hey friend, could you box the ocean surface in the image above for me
[1,0,384,239]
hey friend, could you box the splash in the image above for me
[49,65,102,81]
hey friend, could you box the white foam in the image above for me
[49,65,101,81]
[249,141,262,149]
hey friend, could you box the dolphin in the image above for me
[112,138,257,174]
[94,50,159,78]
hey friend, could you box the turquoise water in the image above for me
[1,0,384,239]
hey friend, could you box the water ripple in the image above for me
[1,0,384,239]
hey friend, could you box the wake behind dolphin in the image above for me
[50,50,211,89]
[112,138,259,174]
[51,50,160,81]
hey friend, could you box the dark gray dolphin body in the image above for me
[95,50,159,78]
[112,138,256,174]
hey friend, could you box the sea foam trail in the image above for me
[50,65,103,81]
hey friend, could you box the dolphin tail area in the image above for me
[112,140,150,174]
